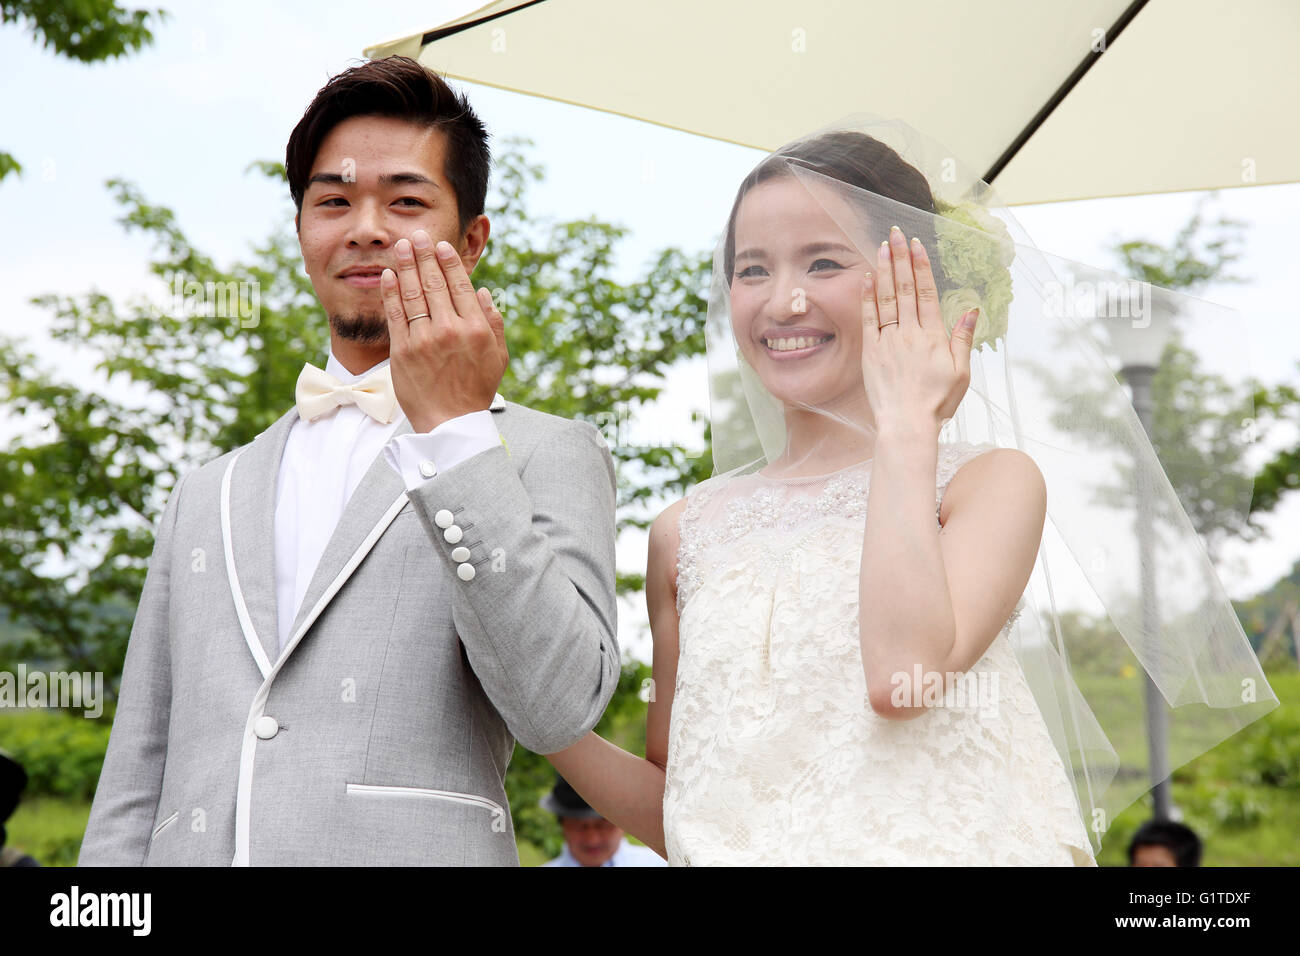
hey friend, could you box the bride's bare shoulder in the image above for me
[648,497,690,590]
[939,445,1045,528]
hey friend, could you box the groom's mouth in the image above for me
[339,266,386,288]
[762,332,834,359]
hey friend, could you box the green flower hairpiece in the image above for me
[933,198,1016,352]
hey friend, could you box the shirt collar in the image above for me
[324,349,390,385]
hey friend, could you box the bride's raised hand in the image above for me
[860,225,979,434]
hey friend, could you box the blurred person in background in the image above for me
[540,775,665,867]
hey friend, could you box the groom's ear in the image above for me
[459,213,491,273]
[294,211,308,275]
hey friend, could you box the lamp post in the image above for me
[1097,280,1177,823]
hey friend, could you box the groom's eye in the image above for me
[394,197,428,207]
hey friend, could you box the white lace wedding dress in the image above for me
[663,441,1097,866]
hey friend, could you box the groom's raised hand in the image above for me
[381,228,509,433]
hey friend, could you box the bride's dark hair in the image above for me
[723,130,948,289]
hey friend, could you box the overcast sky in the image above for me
[3,0,1297,660]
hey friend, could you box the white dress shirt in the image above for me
[273,349,502,653]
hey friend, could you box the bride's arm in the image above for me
[542,498,686,859]
[859,429,1046,720]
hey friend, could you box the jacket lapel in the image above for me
[226,407,299,673]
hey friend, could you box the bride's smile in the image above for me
[759,329,834,357]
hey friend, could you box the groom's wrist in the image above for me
[384,412,502,489]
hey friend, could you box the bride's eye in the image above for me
[809,258,845,272]
[736,265,768,279]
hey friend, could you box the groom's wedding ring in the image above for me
[880,319,900,327]
[407,312,431,322]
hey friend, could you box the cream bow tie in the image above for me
[295,362,399,424]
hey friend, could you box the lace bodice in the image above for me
[663,441,1095,866]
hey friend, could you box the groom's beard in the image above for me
[330,310,388,346]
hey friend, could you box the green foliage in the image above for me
[1108,193,1248,293]
[1,709,113,801]
[1248,378,1300,515]
[0,150,20,183]
[4,795,90,866]
[1237,708,1300,789]
[1092,670,1300,865]
[1,0,164,61]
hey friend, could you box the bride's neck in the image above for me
[772,401,877,476]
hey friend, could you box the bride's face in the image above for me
[729,177,872,413]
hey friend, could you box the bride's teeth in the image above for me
[767,335,829,351]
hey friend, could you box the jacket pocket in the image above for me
[150,810,179,843]
[345,783,505,827]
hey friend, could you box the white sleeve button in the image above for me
[443,525,463,544]
[451,546,471,562]
[457,562,476,581]
[434,509,455,529]
[418,459,438,479]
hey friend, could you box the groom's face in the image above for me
[296,114,485,349]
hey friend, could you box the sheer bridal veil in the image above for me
[701,114,1278,851]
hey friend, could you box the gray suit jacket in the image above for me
[79,399,620,866]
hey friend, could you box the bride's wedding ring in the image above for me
[880,319,900,327]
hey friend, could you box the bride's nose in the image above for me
[764,269,810,321]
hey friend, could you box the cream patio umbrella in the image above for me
[364,0,1298,205]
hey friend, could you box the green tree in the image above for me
[1,0,168,182]
[1248,379,1300,517]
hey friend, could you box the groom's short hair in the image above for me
[286,56,490,235]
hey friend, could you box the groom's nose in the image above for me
[345,197,394,248]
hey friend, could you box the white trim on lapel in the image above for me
[221,449,273,679]
[230,488,410,867]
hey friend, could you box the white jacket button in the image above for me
[451,546,471,562]
[457,562,476,581]
[254,715,279,739]
[443,524,463,544]
[434,509,455,529]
